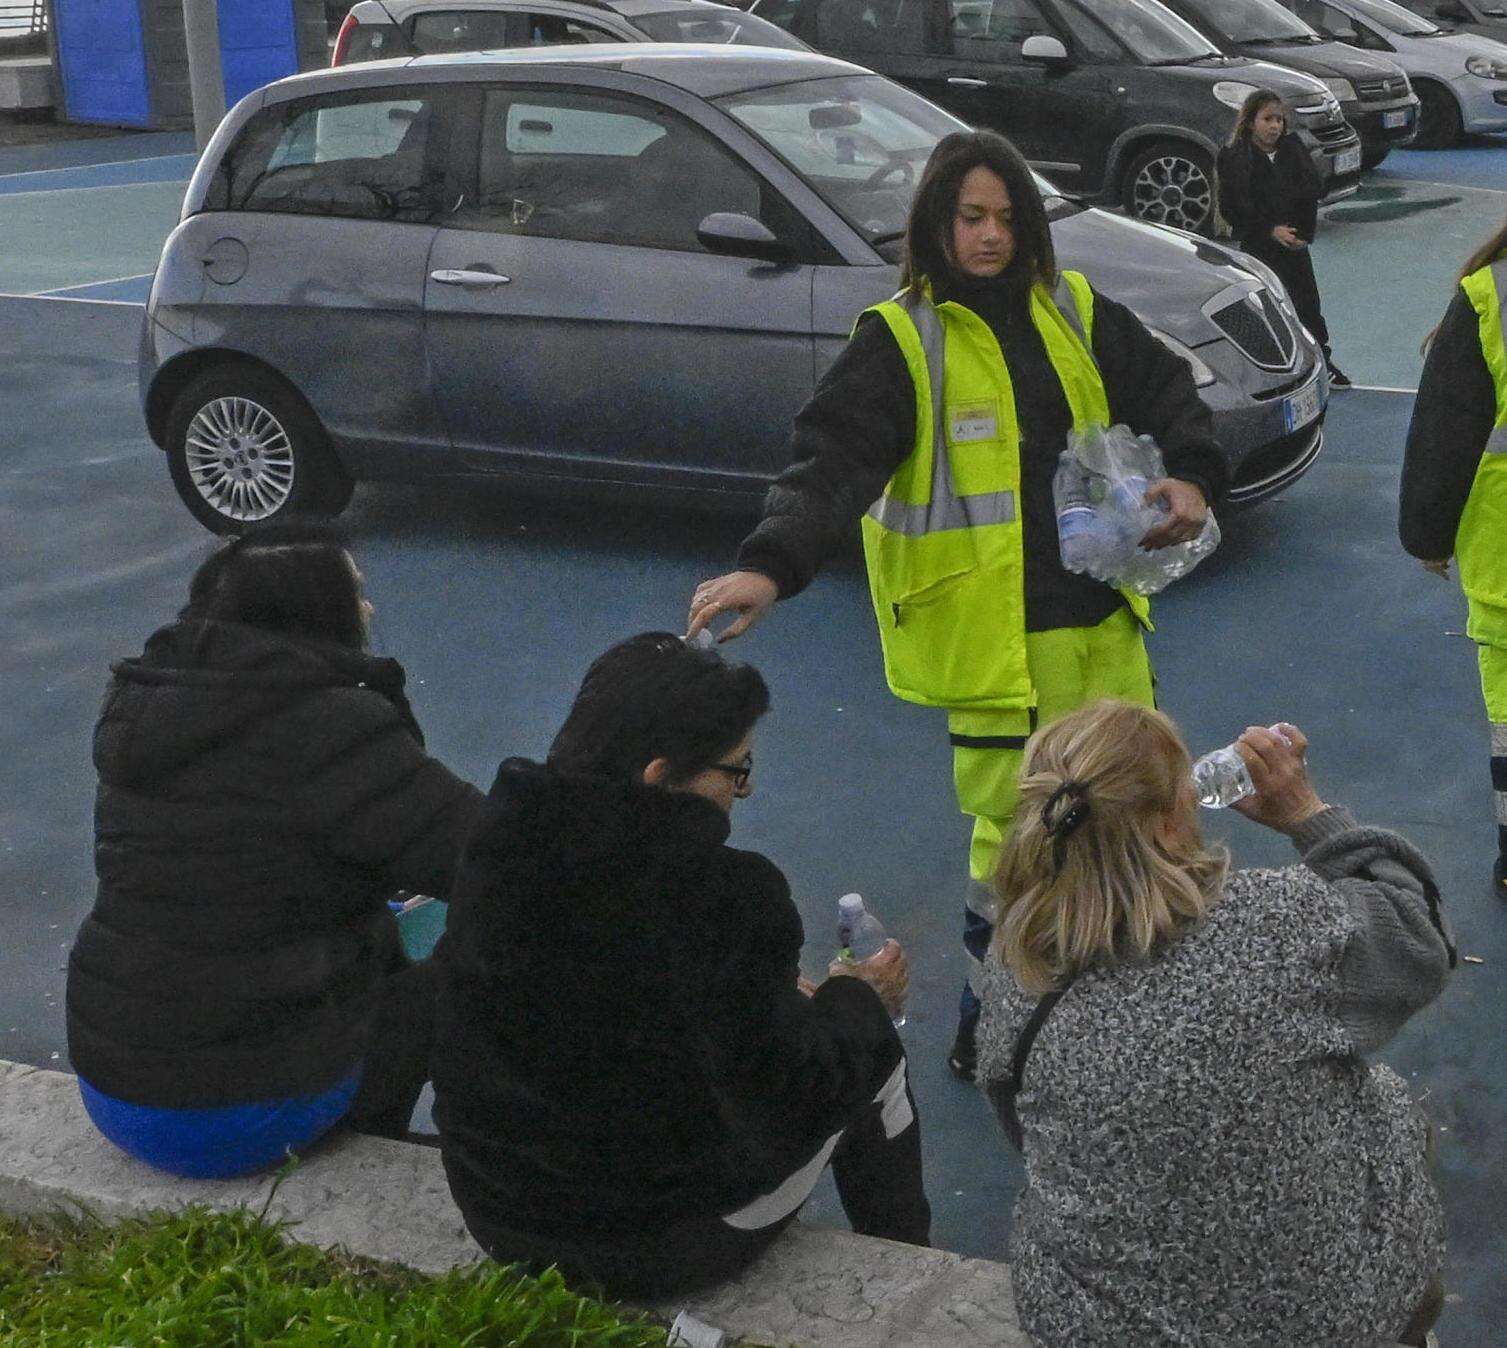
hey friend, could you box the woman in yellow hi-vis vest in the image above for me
[688,131,1224,1079]
[1401,213,1507,893]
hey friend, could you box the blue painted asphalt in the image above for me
[0,153,197,197]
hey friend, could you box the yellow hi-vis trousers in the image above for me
[948,606,1154,1018]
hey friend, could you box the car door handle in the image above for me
[946,76,989,88]
[430,269,511,288]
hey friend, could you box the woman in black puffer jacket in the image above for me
[1218,88,1348,387]
[66,522,483,1178]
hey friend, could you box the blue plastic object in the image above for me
[396,898,448,961]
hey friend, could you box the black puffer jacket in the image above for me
[1216,135,1323,257]
[66,620,484,1108]
[432,759,898,1244]
[1400,287,1498,560]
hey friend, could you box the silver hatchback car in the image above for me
[141,45,1328,533]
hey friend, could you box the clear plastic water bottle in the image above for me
[668,1310,727,1348]
[1191,725,1293,809]
[837,893,906,1028]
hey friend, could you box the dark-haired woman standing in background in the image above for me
[1218,89,1349,387]
[688,130,1226,1080]
[66,522,483,1178]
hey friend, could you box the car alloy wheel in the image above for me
[164,360,353,535]
[1126,145,1214,233]
[184,396,296,523]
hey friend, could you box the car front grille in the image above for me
[1356,75,1410,101]
[1211,289,1298,370]
[1310,121,1355,146]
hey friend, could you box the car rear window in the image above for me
[203,88,452,223]
[631,7,808,47]
[409,10,513,51]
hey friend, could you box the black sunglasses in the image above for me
[708,755,753,791]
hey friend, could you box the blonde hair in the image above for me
[991,700,1229,994]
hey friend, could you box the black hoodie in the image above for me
[66,619,483,1108]
[432,758,899,1246]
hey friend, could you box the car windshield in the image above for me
[1057,0,1220,62]
[632,7,809,48]
[1342,0,1442,33]
[716,74,1069,248]
[1179,0,1322,43]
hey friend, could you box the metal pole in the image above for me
[181,0,225,151]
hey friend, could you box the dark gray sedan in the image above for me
[141,44,1327,533]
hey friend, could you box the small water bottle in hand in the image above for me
[1191,724,1293,809]
[837,893,906,1028]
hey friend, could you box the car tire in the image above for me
[1121,141,1216,234]
[164,362,354,535]
[1412,82,1463,149]
[1360,144,1390,171]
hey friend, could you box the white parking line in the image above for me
[1343,383,1418,394]
[29,271,156,297]
[0,291,143,307]
[0,152,198,183]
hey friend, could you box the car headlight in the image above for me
[1148,327,1217,387]
[1466,54,1507,79]
[1323,77,1356,102]
[1212,80,1257,110]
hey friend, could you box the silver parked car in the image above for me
[140,45,1328,533]
[1282,0,1507,144]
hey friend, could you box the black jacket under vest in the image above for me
[66,619,484,1108]
[432,759,899,1245]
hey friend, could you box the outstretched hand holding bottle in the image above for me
[686,571,778,644]
[1229,723,1327,835]
[828,894,909,1027]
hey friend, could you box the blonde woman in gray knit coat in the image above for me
[975,700,1454,1348]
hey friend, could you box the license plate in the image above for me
[1383,109,1410,128]
[1284,374,1324,433]
[1335,146,1362,174]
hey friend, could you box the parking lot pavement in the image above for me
[1315,170,1507,389]
[1,295,1504,1341]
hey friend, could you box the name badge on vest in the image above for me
[948,402,998,444]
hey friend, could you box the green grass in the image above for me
[0,1206,673,1347]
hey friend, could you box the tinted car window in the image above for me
[1178,0,1318,42]
[815,0,933,53]
[1291,0,1363,38]
[631,7,808,46]
[948,0,1053,48]
[457,87,768,250]
[1052,1,1124,57]
[1057,0,1217,60]
[410,10,512,50]
[206,89,450,222]
[515,10,621,42]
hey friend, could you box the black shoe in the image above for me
[947,1020,978,1082]
[1326,362,1352,389]
[1493,855,1507,894]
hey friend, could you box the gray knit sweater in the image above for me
[975,808,1454,1348]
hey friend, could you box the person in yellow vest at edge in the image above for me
[687,131,1227,1081]
[1401,211,1507,895]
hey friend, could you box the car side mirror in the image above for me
[1021,34,1070,65]
[697,212,793,263]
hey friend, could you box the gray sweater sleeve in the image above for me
[1291,806,1456,1054]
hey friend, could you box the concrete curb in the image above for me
[0,1059,1032,1347]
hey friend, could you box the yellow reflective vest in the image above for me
[1456,259,1507,645]
[859,271,1151,711]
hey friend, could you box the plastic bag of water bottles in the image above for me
[1053,424,1220,595]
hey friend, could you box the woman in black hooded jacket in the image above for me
[1218,88,1349,387]
[432,632,931,1299]
[66,523,483,1178]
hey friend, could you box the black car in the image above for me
[754,0,1363,232]
[1159,0,1417,166]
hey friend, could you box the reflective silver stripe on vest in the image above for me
[866,290,1032,536]
[1052,274,1087,347]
